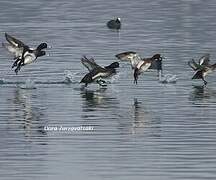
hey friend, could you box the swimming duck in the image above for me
[115,51,163,84]
[2,33,47,74]
[107,17,121,30]
[188,54,216,85]
[80,56,119,87]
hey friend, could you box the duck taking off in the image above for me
[2,33,48,74]
[188,54,216,85]
[115,51,163,84]
[115,51,163,71]
[80,56,119,87]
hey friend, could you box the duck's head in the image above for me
[37,43,48,51]
[152,54,162,61]
[134,68,140,84]
[105,62,120,69]
[36,43,48,57]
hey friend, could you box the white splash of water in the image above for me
[63,70,79,84]
[110,72,121,83]
[20,78,36,89]
[159,71,177,84]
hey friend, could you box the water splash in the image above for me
[110,73,121,83]
[20,79,37,89]
[63,70,80,84]
[159,71,177,84]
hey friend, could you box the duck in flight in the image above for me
[188,53,216,85]
[80,56,119,87]
[115,51,163,84]
[2,33,48,74]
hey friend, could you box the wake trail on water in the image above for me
[0,70,121,88]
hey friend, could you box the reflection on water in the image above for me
[132,98,148,129]
[80,87,120,112]
[1,0,216,179]
[131,98,161,136]
[0,88,48,180]
[134,98,149,127]
[10,88,47,137]
[80,88,108,110]
[189,85,216,102]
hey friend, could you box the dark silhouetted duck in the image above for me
[115,52,163,84]
[80,56,119,87]
[188,54,216,85]
[107,17,121,30]
[2,33,47,74]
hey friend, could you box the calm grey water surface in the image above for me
[0,0,216,180]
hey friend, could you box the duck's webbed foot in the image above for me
[204,81,207,85]
[96,79,107,87]
[14,61,23,75]
[202,78,208,85]
[99,79,106,84]
[15,67,20,75]
[12,58,20,69]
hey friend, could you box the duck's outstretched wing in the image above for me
[2,42,23,59]
[3,33,28,59]
[115,51,142,69]
[137,61,152,73]
[5,33,27,48]
[81,56,102,72]
[115,51,137,61]
[188,59,202,71]
[199,53,210,66]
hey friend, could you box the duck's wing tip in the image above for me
[188,59,200,71]
[199,54,210,66]
[81,56,101,72]
[115,51,138,60]
[4,33,27,48]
